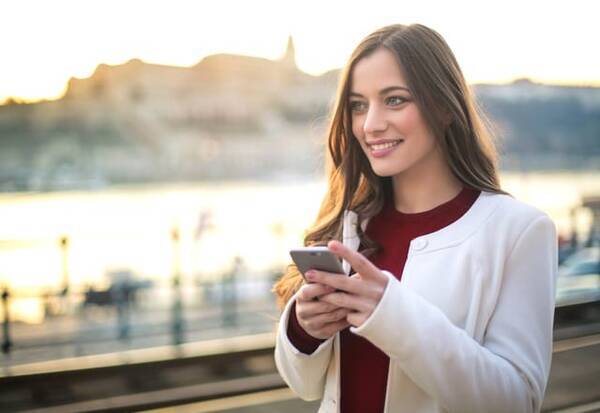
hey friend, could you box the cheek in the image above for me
[396,106,437,145]
[395,105,422,132]
[351,117,364,140]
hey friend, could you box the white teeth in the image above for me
[370,140,402,151]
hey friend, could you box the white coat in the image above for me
[274,191,558,413]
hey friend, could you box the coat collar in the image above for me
[341,191,503,267]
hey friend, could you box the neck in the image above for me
[391,148,463,214]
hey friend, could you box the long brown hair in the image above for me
[272,23,506,310]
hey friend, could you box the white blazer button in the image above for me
[413,238,428,250]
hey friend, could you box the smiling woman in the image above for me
[273,24,558,413]
[349,49,448,184]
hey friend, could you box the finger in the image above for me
[302,307,350,331]
[305,270,362,295]
[346,311,365,328]
[327,240,382,281]
[297,300,342,318]
[319,291,371,312]
[297,283,336,302]
[322,307,351,323]
[323,319,351,336]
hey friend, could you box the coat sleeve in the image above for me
[350,215,558,413]
[274,292,335,401]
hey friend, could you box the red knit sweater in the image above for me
[287,187,480,412]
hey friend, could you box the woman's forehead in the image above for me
[350,48,409,94]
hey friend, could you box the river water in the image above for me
[0,171,598,322]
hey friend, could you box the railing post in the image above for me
[171,227,184,345]
[59,236,70,293]
[115,284,131,341]
[59,236,70,315]
[569,207,579,250]
[222,257,240,328]
[2,287,12,355]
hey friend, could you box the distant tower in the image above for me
[281,35,296,70]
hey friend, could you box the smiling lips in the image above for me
[367,139,404,158]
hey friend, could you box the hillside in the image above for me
[0,50,598,191]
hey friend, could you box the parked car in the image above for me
[555,246,600,307]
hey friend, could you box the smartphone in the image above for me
[289,246,345,281]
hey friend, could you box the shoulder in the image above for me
[483,191,548,221]
[478,191,556,242]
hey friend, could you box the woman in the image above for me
[272,24,557,413]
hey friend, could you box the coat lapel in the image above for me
[341,210,369,275]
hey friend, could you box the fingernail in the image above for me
[305,270,315,279]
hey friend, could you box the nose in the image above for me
[362,104,387,135]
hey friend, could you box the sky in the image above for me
[1,0,599,104]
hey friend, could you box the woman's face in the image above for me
[350,48,443,180]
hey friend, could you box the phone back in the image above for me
[289,246,345,276]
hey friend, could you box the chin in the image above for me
[366,158,404,177]
[370,165,404,178]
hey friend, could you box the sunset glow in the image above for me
[1,0,599,104]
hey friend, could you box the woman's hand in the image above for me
[305,240,389,328]
[295,282,352,340]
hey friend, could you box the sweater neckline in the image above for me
[383,186,479,223]
[341,190,503,273]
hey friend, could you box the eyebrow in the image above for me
[349,85,411,98]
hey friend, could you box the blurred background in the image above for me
[0,1,599,412]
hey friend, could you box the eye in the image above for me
[349,100,367,112]
[385,96,408,106]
